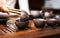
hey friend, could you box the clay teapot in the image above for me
[19,10,29,22]
[42,8,54,18]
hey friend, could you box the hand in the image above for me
[0,0,9,14]
[0,5,10,14]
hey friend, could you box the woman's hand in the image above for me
[0,0,9,14]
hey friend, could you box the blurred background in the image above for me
[29,0,60,14]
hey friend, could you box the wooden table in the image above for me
[0,17,60,38]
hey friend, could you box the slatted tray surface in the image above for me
[0,25,17,34]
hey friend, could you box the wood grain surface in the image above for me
[0,17,60,38]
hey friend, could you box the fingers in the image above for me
[0,0,10,14]
[4,10,9,14]
[0,5,10,14]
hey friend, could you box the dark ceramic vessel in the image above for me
[20,10,29,22]
[54,15,60,25]
[43,12,54,18]
[30,10,43,18]
[33,18,46,28]
[15,19,29,30]
[46,19,57,27]
[0,15,9,25]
